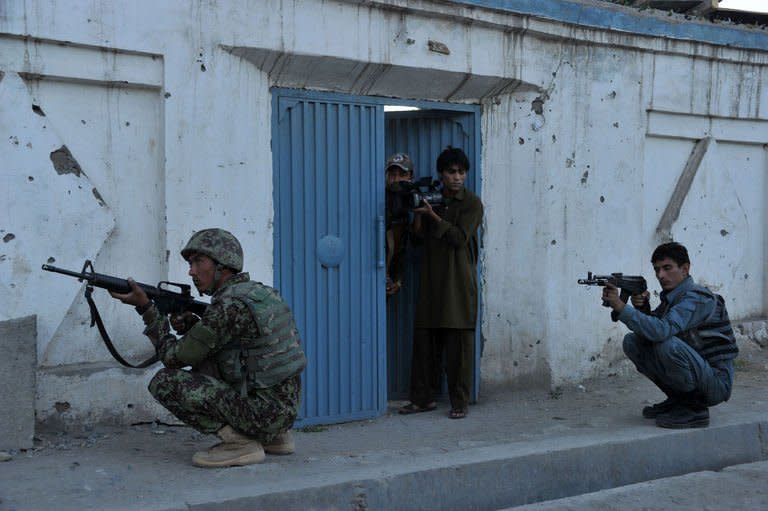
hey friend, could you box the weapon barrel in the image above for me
[41,264,90,280]
[43,262,207,315]
[42,264,132,292]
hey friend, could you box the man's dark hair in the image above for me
[436,146,470,174]
[651,242,690,266]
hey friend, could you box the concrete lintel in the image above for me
[225,46,535,102]
[0,34,163,89]
[647,111,768,143]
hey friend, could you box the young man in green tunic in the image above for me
[399,147,483,419]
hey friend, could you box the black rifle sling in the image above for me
[85,286,159,369]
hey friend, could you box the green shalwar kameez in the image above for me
[410,187,483,411]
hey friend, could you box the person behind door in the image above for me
[601,241,738,429]
[399,146,483,419]
[109,228,307,467]
[385,152,415,297]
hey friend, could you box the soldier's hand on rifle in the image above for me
[170,312,200,334]
[630,290,650,308]
[601,282,625,312]
[109,278,150,308]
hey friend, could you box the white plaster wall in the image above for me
[482,40,767,386]
[1,0,766,423]
[1,1,276,424]
[481,41,658,387]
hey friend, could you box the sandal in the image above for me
[449,408,467,419]
[398,402,437,415]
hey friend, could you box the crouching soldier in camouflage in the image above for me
[109,228,306,467]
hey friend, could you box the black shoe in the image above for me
[642,398,679,419]
[655,405,710,429]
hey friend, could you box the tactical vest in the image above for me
[214,281,306,391]
[661,284,738,365]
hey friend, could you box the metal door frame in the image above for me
[271,88,483,422]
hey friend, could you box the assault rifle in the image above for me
[42,260,208,367]
[577,272,647,321]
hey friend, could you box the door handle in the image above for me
[376,215,385,268]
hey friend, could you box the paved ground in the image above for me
[1,356,767,511]
[506,460,768,510]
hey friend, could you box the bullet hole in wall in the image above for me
[28,176,34,181]
[32,104,46,116]
[3,233,15,243]
[600,196,605,203]
[531,97,545,114]
[581,171,589,185]
[164,92,172,98]
[720,229,729,236]
[551,240,557,245]
[47,257,56,263]
[518,137,525,145]
[55,401,71,413]
[201,64,207,72]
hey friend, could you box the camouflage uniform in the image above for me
[140,272,305,444]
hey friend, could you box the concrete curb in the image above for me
[176,421,768,511]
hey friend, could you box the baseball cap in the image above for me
[385,153,414,173]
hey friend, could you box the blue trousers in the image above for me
[623,333,733,406]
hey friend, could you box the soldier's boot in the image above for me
[192,425,265,468]
[264,430,295,455]
[642,397,680,418]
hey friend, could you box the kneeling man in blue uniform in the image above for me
[602,242,738,429]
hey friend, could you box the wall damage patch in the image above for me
[50,145,83,177]
[92,187,106,207]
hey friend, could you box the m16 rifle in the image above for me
[42,260,208,367]
[578,272,648,321]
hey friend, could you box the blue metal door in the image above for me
[384,110,482,402]
[272,89,386,425]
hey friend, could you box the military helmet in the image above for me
[181,228,243,272]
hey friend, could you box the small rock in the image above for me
[0,451,12,462]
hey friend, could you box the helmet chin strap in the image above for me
[200,264,225,296]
